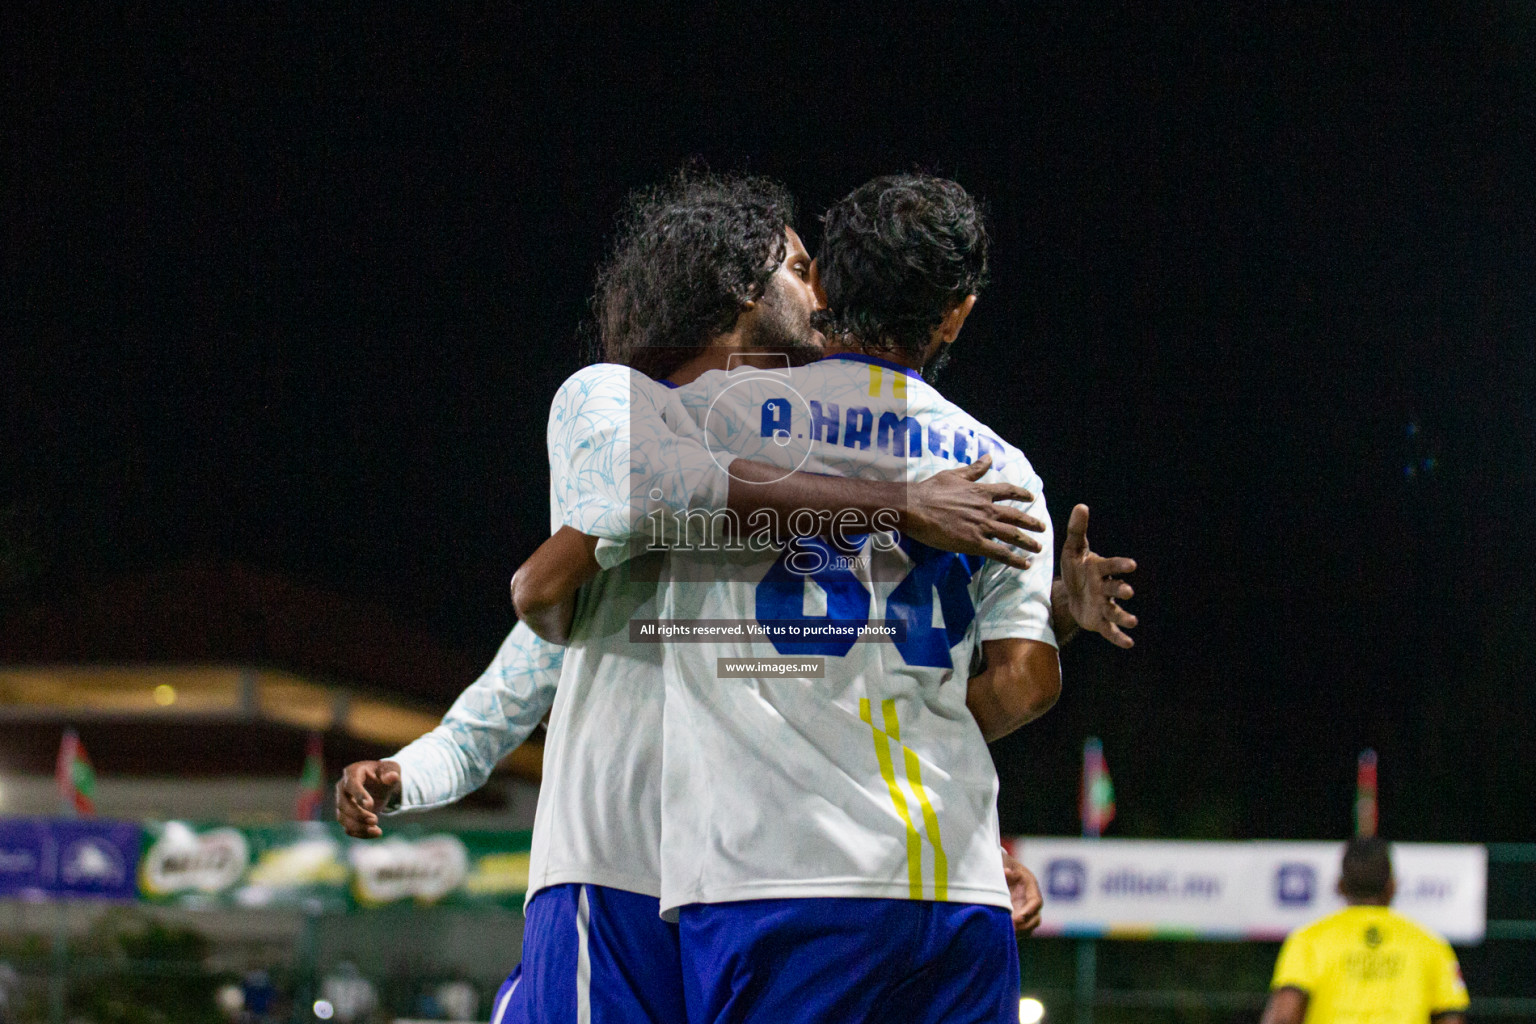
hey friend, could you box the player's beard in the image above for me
[921,341,954,383]
[744,278,824,367]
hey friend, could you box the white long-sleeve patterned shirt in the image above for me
[386,621,562,812]
[385,364,730,820]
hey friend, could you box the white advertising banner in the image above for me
[1006,838,1486,944]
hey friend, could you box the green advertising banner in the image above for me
[137,821,532,913]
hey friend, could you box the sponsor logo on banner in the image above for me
[1275,863,1316,906]
[1399,874,1456,902]
[234,834,349,909]
[350,835,469,906]
[0,819,50,897]
[245,837,347,887]
[1012,838,1487,943]
[141,823,250,895]
[0,848,40,877]
[60,838,126,888]
[1100,867,1224,900]
[1046,859,1087,901]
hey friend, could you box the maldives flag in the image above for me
[295,732,326,821]
[1356,748,1379,838]
[56,728,97,816]
[1080,736,1115,838]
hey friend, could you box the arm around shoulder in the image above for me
[511,527,602,645]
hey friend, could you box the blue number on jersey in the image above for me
[755,536,872,657]
[754,535,983,666]
[886,536,983,669]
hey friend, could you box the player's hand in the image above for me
[904,455,1044,571]
[335,759,402,839]
[1003,849,1043,936]
[1060,504,1138,648]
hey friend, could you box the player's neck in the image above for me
[820,338,928,374]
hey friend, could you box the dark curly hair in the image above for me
[591,170,796,381]
[814,174,989,362]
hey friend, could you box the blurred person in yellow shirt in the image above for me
[1260,838,1468,1024]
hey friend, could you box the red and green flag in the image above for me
[295,732,326,821]
[56,728,96,816]
[1081,736,1115,838]
[1355,748,1378,838]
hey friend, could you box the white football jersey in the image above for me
[526,364,729,901]
[655,353,1056,915]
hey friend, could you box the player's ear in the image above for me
[938,294,978,344]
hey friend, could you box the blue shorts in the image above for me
[489,969,521,1024]
[679,898,1019,1024]
[493,883,684,1024]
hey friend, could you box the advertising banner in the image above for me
[4,818,1485,937]
[0,817,142,901]
[135,821,532,912]
[1008,837,1486,943]
[139,821,351,912]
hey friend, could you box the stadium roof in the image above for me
[0,664,541,781]
[0,562,543,782]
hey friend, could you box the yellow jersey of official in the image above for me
[1271,905,1469,1023]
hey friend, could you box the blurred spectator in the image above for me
[216,982,245,1021]
[434,978,477,1021]
[242,969,276,1022]
[320,962,378,1024]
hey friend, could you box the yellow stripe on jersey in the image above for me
[860,697,923,899]
[868,365,907,399]
[889,717,950,900]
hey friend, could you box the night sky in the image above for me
[5,6,1534,841]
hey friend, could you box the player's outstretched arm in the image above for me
[965,637,1062,742]
[1053,504,1138,648]
[337,622,563,837]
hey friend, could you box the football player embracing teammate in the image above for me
[338,171,1137,1024]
